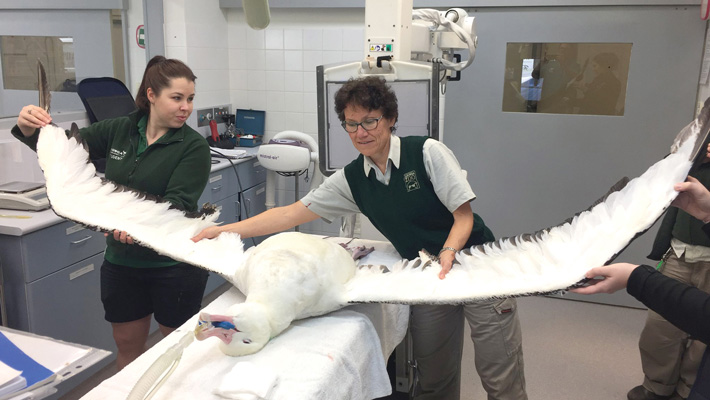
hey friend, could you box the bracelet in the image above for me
[438,247,457,256]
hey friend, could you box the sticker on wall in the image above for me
[136,25,145,49]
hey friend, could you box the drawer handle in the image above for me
[211,185,223,191]
[71,236,92,244]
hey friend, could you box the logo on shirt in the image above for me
[404,171,420,192]
[109,148,126,160]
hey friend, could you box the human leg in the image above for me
[150,263,209,328]
[111,316,152,370]
[463,298,527,400]
[409,304,465,400]
[100,260,154,370]
[637,254,694,397]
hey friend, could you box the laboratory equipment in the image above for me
[221,113,236,138]
[257,131,322,225]
[0,182,50,212]
[242,0,270,30]
[317,0,477,176]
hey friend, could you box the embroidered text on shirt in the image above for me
[109,148,127,160]
[404,171,420,192]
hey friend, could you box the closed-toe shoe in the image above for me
[627,385,672,400]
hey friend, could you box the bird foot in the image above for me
[339,243,375,260]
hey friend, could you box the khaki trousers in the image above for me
[410,298,527,400]
[639,253,710,398]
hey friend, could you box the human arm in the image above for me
[671,175,710,224]
[191,201,321,242]
[192,169,358,242]
[438,202,474,279]
[15,106,136,242]
[422,139,476,278]
[161,137,211,212]
[15,105,52,137]
[670,143,710,222]
[569,263,636,295]
[571,263,710,344]
[628,265,710,344]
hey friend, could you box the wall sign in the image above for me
[136,24,145,49]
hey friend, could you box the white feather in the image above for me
[35,125,245,283]
[344,131,697,304]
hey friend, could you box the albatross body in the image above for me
[195,232,357,355]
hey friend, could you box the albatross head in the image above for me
[194,303,272,356]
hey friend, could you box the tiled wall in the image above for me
[224,7,366,236]
[164,0,231,114]
[162,4,366,236]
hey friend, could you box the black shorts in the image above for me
[100,259,209,328]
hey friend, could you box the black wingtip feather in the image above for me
[37,60,51,112]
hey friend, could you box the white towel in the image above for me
[214,361,278,400]
[79,288,407,400]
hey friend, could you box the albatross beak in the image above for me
[194,312,238,344]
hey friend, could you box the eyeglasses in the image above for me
[341,116,384,133]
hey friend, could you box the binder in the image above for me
[0,331,55,398]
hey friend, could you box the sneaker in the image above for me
[627,385,672,400]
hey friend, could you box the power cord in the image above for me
[209,148,250,220]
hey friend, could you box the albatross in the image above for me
[32,91,710,356]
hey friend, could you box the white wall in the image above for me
[159,3,363,235]
[163,0,231,113]
[225,8,365,236]
[125,0,146,95]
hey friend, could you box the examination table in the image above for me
[80,237,410,400]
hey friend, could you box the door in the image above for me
[444,5,705,307]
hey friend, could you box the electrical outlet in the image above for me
[213,105,231,123]
[196,108,213,127]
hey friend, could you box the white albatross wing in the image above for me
[344,99,710,305]
[35,124,246,284]
[32,94,710,357]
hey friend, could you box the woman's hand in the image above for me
[671,176,710,223]
[438,249,456,279]
[569,263,638,295]
[105,230,134,245]
[17,105,51,137]
[191,226,223,242]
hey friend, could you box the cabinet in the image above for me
[0,220,106,342]
[0,154,266,398]
[200,158,267,293]
[0,221,111,399]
